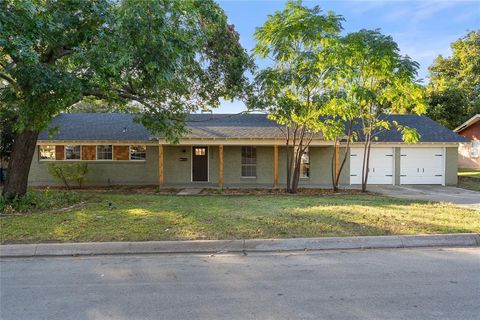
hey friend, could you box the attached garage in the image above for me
[350,147,394,185]
[400,147,445,185]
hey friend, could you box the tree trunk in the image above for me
[285,142,292,193]
[290,153,302,194]
[361,139,372,192]
[2,131,39,200]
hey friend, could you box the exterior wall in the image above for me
[445,147,458,186]
[29,144,351,188]
[458,121,480,141]
[28,143,456,187]
[28,146,159,186]
[458,143,480,169]
[457,122,480,169]
[163,146,219,185]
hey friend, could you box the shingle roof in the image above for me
[38,113,465,143]
[353,114,466,143]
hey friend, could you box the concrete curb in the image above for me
[1,233,479,258]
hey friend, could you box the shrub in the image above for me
[0,189,82,214]
[47,163,88,189]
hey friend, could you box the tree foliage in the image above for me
[0,0,253,199]
[426,30,480,129]
[335,29,425,191]
[250,0,343,193]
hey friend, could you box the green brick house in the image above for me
[29,113,465,188]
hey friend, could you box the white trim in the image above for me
[392,147,396,186]
[241,146,257,179]
[65,144,82,161]
[96,144,113,161]
[453,114,480,132]
[442,147,446,186]
[128,144,147,161]
[191,146,209,182]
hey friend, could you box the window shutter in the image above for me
[55,146,65,160]
[114,146,130,160]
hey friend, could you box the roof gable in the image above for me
[454,114,480,133]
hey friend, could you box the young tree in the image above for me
[426,31,480,129]
[340,30,426,192]
[0,0,252,199]
[251,0,343,193]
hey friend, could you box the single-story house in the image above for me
[29,113,465,188]
[453,114,480,169]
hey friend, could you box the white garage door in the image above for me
[400,148,444,185]
[350,147,394,185]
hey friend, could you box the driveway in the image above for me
[369,185,480,210]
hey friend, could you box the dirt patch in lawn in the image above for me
[200,188,364,196]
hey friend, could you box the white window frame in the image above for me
[96,145,113,160]
[130,145,147,161]
[241,146,257,178]
[39,145,56,161]
[300,147,310,179]
[65,145,82,160]
[470,141,480,158]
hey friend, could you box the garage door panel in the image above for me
[400,148,444,185]
[350,147,394,185]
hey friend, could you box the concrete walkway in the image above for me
[369,185,480,210]
[1,233,478,258]
[176,188,203,195]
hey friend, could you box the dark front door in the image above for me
[192,146,208,181]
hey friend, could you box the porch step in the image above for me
[177,188,203,195]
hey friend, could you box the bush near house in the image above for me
[47,163,88,189]
[0,189,83,214]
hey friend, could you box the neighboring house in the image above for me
[454,114,480,169]
[29,113,465,188]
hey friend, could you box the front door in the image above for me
[192,146,208,182]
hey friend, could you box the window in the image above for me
[194,147,206,156]
[471,141,480,158]
[130,145,146,160]
[241,146,256,177]
[39,146,55,160]
[300,148,310,178]
[97,145,113,160]
[65,145,81,160]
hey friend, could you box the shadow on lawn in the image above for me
[1,194,478,243]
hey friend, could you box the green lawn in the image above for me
[1,192,479,244]
[458,169,480,192]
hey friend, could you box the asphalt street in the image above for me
[1,247,479,320]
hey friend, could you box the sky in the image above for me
[214,0,480,113]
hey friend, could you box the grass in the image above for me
[458,169,480,192]
[1,191,479,244]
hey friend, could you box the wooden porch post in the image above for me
[219,145,224,188]
[159,144,164,188]
[273,145,279,189]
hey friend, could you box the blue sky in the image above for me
[214,0,480,113]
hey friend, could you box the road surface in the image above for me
[1,247,479,319]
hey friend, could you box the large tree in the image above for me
[250,0,343,193]
[340,30,426,192]
[427,30,480,129]
[0,0,252,199]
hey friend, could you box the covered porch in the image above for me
[157,141,348,189]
